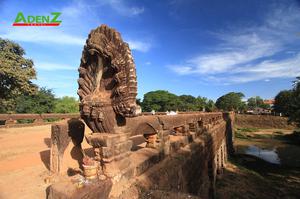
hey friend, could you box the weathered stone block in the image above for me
[114,140,133,156]
[48,179,112,199]
[86,133,130,148]
[50,119,85,175]
[101,146,114,159]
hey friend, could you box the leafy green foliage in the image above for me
[274,77,300,127]
[136,98,142,106]
[215,92,245,111]
[259,103,271,109]
[141,90,215,112]
[0,38,37,113]
[274,90,293,116]
[142,90,180,112]
[289,77,300,126]
[237,127,259,133]
[54,96,79,113]
[247,96,270,110]
[205,99,217,112]
[15,88,55,113]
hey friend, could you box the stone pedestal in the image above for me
[86,133,133,181]
[50,119,85,175]
[50,124,71,174]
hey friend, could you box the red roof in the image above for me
[263,99,275,105]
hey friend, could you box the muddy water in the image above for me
[235,137,300,167]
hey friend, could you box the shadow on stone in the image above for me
[44,138,51,148]
[40,149,50,170]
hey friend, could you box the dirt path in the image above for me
[0,125,52,199]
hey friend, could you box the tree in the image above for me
[136,98,142,106]
[275,77,300,127]
[0,38,37,113]
[142,90,180,112]
[247,96,264,110]
[274,90,293,116]
[178,95,198,111]
[196,96,208,111]
[215,92,245,111]
[141,90,216,112]
[259,103,271,109]
[54,96,79,113]
[205,99,216,112]
[15,88,55,113]
[289,77,300,126]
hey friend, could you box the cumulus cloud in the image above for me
[34,61,76,71]
[0,27,86,45]
[0,0,146,48]
[169,3,300,84]
[127,40,152,52]
[97,0,144,16]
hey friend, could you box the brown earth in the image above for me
[0,124,92,199]
[217,154,300,199]
[0,125,52,199]
[235,114,296,129]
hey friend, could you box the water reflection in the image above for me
[238,145,280,164]
[236,135,300,167]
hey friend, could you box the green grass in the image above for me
[235,127,259,140]
[234,128,299,141]
[235,130,249,139]
[17,119,35,124]
[237,127,259,132]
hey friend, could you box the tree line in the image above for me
[1,38,299,126]
[140,90,216,112]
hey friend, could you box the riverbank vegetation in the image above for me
[217,128,300,198]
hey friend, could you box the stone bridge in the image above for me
[47,25,235,199]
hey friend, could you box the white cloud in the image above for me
[0,0,94,46]
[127,40,151,52]
[99,0,144,16]
[0,27,85,45]
[0,0,145,46]
[34,61,76,71]
[229,54,300,83]
[169,4,300,84]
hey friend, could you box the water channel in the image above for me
[235,136,300,167]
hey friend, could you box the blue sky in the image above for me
[0,0,300,101]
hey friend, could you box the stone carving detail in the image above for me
[78,25,138,133]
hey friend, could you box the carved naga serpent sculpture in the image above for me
[77,25,139,133]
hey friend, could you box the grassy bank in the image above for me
[235,127,300,143]
[216,128,300,199]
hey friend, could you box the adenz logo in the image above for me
[13,12,62,26]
